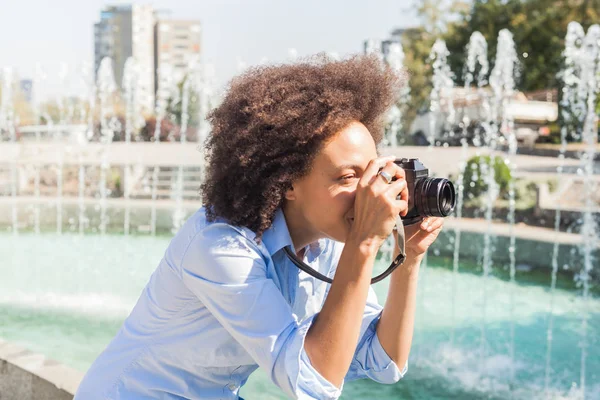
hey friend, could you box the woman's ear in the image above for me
[284,185,296,201]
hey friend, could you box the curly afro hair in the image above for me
[201,54,403,239]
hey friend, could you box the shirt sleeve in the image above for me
[179,223,342,400]
[322,241,407,384]
[343,285,408,384]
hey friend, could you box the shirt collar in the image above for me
[261,208,295,256]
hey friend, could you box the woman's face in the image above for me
[286,121,379,243]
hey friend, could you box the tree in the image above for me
[166,74,201,129]
[400,1,470,135]
[407,0,600,142]
[443,0,600,91]
[400,27,435,131]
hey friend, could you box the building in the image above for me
[94,5,130,87]
[19,79,33,104]
[389,27,419,42]
[132,5,156,113]
[363,27,421,58]
[363,38,403,60]
[154,20,202,90]
[93,4,155,112]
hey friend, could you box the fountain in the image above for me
[96,58,119,235]
[150,63,171,235]
[123,58,139,235]
[491,28,519,385]
[545,21,586,395]
[0,67,18,235]
[450,30,489,348]
[428,39,455,148]
[0,31,599,400]
[576,23,600,399]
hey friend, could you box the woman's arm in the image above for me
[304,235,380,387]
[304,157,409,387]
[181,225,343,399]
[376,253,422,370]
[376,217,444,368]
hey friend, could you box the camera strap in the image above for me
[283,216,407,285]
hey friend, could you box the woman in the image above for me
[75,55,444,399]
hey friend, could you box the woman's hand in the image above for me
[396,217,444,259]
[348,156,409,251]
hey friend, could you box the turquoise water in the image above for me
[1,233,599,399]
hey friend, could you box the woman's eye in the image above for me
[340,175,356,182]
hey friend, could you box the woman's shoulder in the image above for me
[185,206,260,244]
[169,207,269,282]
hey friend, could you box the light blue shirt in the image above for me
[75,207,406,400]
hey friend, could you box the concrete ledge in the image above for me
[0,338,83,400]
[431,224,599,273]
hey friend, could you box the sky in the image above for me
[0,0,420,101]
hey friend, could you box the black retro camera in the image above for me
[394,158,456,226]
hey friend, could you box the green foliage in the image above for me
[463,155,512,201]
[110,169,123,198]
[405,0,600,143]
[166,75,201,129]
[399,28,435,132]
[442,0,600,91]
[398,1,469,137]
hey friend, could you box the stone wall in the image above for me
[0,339,82,400]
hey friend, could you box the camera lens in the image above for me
[414,178,456,217]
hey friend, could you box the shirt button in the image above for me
[227,383,237,391]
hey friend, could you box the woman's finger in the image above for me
[393,199,409,217]
[378,161,407,183]
[387,177,407,200]
[421,217,444,232]
[388,161,406,180]
[362,156,397,186]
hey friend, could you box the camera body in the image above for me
[394,158,456,226]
